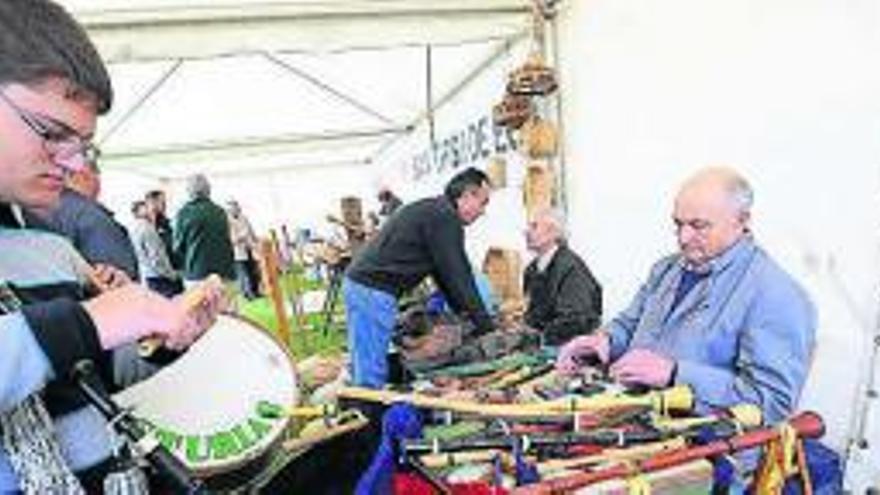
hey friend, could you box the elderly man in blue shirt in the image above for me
[557,167,816,427]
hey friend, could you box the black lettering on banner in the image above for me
[477,117,491,159]
[492,122,507,154]
[406,113,519,182]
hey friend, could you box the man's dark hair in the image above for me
[145,190,165,202]
[377,189,394,203]
[444,167,490,202]
[0,0,113,114]
[131,200,146,216]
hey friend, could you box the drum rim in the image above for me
[125,312,301,478]
[196,312,299,477]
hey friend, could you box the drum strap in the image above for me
[0,394,86,495]
[1,282,150,495]
[103,463,150,495]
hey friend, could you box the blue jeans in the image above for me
[343,277,398,388]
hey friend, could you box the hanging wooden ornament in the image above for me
[519,116,559,158]
[507,52,558,97]
[523,163,555,219]
[485,157,507,189]
[492,93,532,129]
[482,247,523,305]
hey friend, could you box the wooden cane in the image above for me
[535,437,687,474]
[337,384,694,419]
[282,409,369,453]
[511,411,825,495]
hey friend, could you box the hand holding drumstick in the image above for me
[87,263,133,292]
[82,274,228,352]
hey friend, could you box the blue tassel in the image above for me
[513,438,540,486]
[425,290,448,316]
[693,424,736,492]
[356,403,423,495]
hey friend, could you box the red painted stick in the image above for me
[511,411,825,495]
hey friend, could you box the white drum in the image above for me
[115,314,299,478]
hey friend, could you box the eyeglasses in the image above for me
[0,90,100,169]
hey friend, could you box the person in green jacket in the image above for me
[173,174,236,287]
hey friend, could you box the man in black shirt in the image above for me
[344,168,493,388]
[523,208,602,345]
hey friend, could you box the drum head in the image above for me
[115,314,298,476]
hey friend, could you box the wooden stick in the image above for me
[796,438,814,495]
[257,400,340,420]
[336,385,694,418]
[282,410,368,453]
[83,265,112,293]
[511,411,825,495]
[260,236,292,349]
[536,438,686,474]
[420,450,511,469]
[401,403,761,456]
[138,273,223,356]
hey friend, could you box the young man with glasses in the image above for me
[0,1,225,492]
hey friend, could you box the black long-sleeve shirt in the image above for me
[346,196,493,334]
[523,244,602,346]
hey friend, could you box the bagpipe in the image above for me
[345,370,825,495]
[511,411,824,494]
[336,384,695,420]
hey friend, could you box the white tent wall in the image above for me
[189,163,380,236]
[373,35,534,267]
[555,0,880,488]
[101,162,379,238]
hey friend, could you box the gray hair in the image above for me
[726,173,753,214]
[533,207,568,243]
[686,166,754,214]
[186,173,211,199]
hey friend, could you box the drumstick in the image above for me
[257,400,340,420]
[139,274,224,357]
[84,264,113,293]
[282,409,369,453]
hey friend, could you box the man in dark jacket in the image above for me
[344,167,493,388]
[26,159,140,281]
[173,174,236,286]
[523,208,602,346]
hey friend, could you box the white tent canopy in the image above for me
[61,1,534,231]
[73,0,530,176]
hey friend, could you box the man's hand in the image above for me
[555,332,610,376]
[609,348,676,387]
[170,276,227,349]
[83,277,226,351]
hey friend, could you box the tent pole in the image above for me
[262,51,396,126]
[98,58,183,147]
[426,43,436,147]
